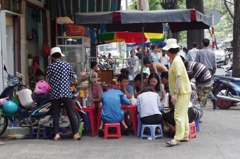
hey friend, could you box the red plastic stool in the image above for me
[104,123,121,140]
[188,121,197,139]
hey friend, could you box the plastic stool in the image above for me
[188,121,197,139]
[104,123,121,140]
[194,119,200,132]
[140,124,163,140]
[137,115,142,137]
[9,117,18,127]
[30,126,47,138]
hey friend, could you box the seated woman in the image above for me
[162,88,203,137]
[148,73,166,104]
[137,85,163,124]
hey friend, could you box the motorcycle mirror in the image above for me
[3,64,8,74]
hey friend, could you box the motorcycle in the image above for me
[0,68,83,138]
[225,65,232,77]
[98,56,111,70]
[212,75,240,109]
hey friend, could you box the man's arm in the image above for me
[186,51,191,61]
[195,51,200,62]
[121,93,131,105]
[124,85,134,99]
[94,85,103,102]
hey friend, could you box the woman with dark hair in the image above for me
[148,73,166,103]
[137,85,163,124]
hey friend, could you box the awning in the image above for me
[75,9,212,33]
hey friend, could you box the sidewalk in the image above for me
[1,101,240,159]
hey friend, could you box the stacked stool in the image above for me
[188,121,197,139]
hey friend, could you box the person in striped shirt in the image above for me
[178,52,215,109]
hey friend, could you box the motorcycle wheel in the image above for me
[0,117,8,136]
[215,86,235,109]
[59,108,81,138]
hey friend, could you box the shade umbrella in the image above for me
[75,9,212,84]
[99,31,165,43]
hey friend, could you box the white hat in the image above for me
[178,51,186,60]
[50,47,65,57]
[162,38,180,51]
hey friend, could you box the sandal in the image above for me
[73,134,81,140]
[180,138,189,142]
[166,140,180,147]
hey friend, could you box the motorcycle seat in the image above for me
[218,76,240,82]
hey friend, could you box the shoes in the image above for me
[123,128,130,136]
[98,129,104,137]
[166,140,180,147]
[212,99,217,110]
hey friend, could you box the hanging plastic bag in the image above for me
[0,97,8,106]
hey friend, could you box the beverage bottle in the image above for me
[78,122,84,137]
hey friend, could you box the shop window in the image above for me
[2,0,22,13]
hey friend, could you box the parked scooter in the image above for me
[212,75,240,109]
[98,55,111,70]
[0,68,83,138]
[225,65,232,77]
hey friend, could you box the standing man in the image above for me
[143,58,168,75]
[179,52,214,110]
[186,42,198,61]
[126,50,139,80]
[46,47,80,141]
[195,38,217,110]
[163,39,192,147]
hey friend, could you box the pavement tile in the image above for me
[1,100,240,159]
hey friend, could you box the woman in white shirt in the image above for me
[137,85,163,124]
[148,73,166,103]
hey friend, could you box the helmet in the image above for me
[34,80,50,94]
[3,101,18,114]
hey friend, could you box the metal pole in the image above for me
[211,14,215,50]
[141,26,144,87]
[126,0,128,10]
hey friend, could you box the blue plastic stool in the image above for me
[30,126,47,138]
[9,117,18,127]
[140,124,163,140]
[137,115,142,137]
[83,112,90,131]
[194,119,200,132]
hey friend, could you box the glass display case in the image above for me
[56,36,90,75]
[56,36,92,106]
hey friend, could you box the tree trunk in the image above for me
[186,0,204,49]
[232,0,240,77]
